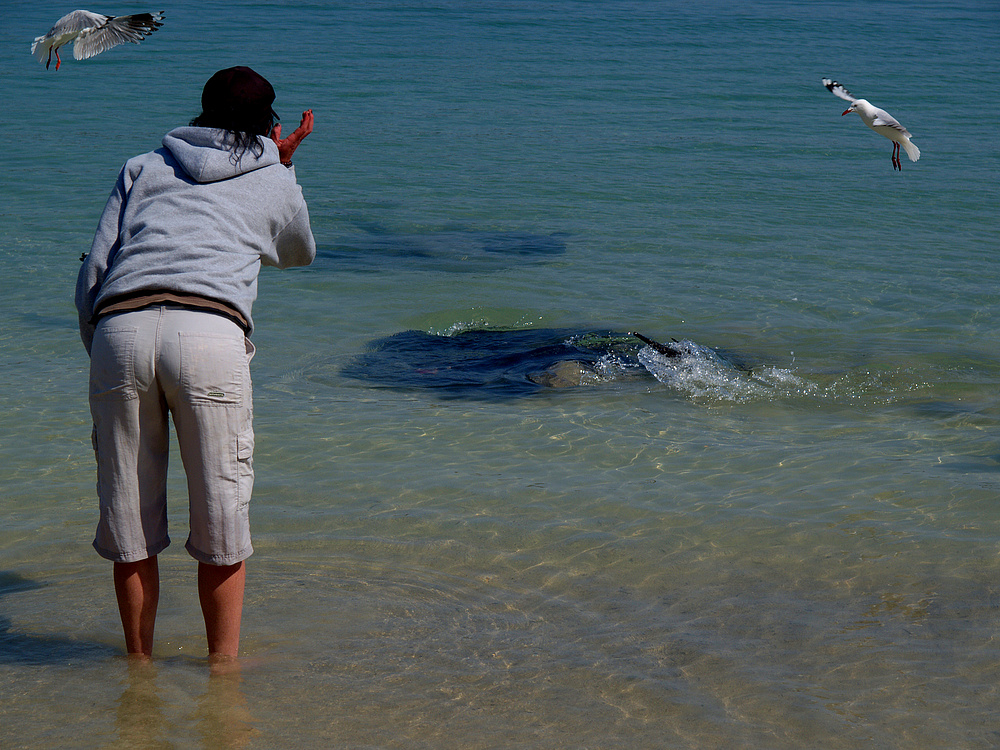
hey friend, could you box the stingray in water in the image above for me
[337,328,752,401]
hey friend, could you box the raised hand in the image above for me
[271,109,314,165]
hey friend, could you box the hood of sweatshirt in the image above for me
[161,126,281,183]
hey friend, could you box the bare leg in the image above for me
[198,561,245,660]
[114,557,160,658]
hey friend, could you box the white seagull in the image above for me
[823,78,920,171]
[31,10,164,71]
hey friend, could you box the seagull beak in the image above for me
[841,108,852,116]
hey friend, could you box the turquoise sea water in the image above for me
[2,1,1000,747]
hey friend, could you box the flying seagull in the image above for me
[823,78,920,171]
[31,10,164,71]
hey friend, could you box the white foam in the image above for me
[637,342,819,403]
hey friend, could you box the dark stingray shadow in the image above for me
[0,571,118,664]
[313,229,568,274]
[935,456,1000,474]
[336,328,653,401]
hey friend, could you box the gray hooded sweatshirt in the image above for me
[76,126,316,353]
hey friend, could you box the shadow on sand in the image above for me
[314,229,568,274]
[0,571,117,664]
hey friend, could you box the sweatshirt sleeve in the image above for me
[75,169,127,354]
[267,168,317,269]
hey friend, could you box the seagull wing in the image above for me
[46,10,109,37]
[822,78,857,103]
[72,12,164,60]
[870,107,910,136]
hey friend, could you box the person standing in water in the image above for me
[76,66,316,666]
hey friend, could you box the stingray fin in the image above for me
[630,332,682,358]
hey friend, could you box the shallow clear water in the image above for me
[2,1,1000,747]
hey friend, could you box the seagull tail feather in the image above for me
[901,139,920,163]
[30,36,49,61]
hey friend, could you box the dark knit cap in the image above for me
[201,66,278,123]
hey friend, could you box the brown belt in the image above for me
[94,291,250,333]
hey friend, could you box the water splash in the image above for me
[636,340,816,403]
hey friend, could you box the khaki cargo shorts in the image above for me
[89,305,255,565]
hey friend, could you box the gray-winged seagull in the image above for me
[31,10,164,71]
[823,78,920,171]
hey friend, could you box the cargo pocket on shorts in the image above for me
[236,427,255,509]
[91,425,102,497]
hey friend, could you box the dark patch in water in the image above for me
[338,328,646,400]
[314,230,568,274]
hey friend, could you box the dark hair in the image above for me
[190,66,279,165]
[190,108,276,163]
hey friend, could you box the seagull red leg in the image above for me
[892,142,901,171]
[55,47,62,71]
